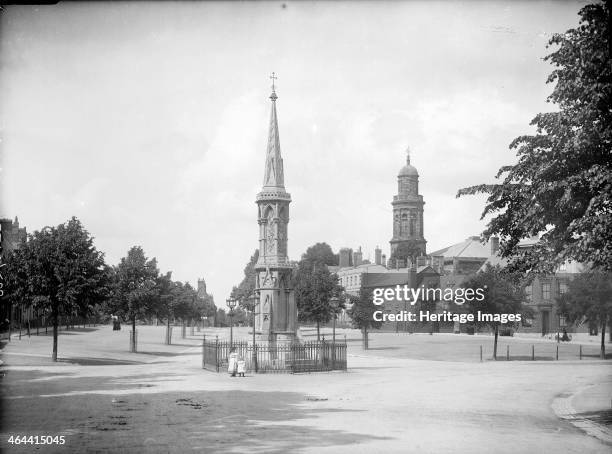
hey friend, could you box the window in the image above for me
[559,316,567,327]
[542,283,551,301]
[559,262,567,272]
[559,282,568,295]
[525,285,532,302]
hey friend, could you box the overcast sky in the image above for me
[0,1,586,305]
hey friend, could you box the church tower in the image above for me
[390,149,427,262]
[254,74,297,342]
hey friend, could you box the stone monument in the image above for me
[254,74,297,344]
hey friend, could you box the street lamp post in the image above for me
[248,291,260,372]
[330,297,339,345]
[226,297,237,346]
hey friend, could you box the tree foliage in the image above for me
[301,242,338,267]
[3,217,110,360]
[112,246,159,349]
[347,286,382,349]
[462,264,531,359]
[457,2,612,273]
[294,260,344,340]
[231,250,259,306]
[557,271,612,358]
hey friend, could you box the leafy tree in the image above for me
[389,240,423,268]
[172,281,198,324]
[153,271,175,341]
[231,250,259,305]
[347,286,382,349]
[294,261,344,340]
[457,2,612,273]
[215,307,229,327]
[301,242,338,267]
[557,271,612,359]
[113,246,159,352]
[3,217,110,361]
[462,265,531,359]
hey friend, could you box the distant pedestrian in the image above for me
[228,347,238,377]
[111,314,120,331]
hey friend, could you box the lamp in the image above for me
[226,297,237,345]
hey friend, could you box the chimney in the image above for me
[490,237,500,256]
[375,246,382,265]
[339,248,351,268]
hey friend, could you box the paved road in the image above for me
[1,326,610,453]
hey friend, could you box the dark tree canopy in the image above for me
[112,246,159,350]
[347,286,382,332]
[294,260,344,339]
[457,2,612,273]
[231,250,259,305]
[301,242,338,267]
[3,217,110,360]
[462,264,531,359]
[557,271,612,358]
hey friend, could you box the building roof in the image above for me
[335,264,388,274]
[362,272,412,289]
[430,236,492,258]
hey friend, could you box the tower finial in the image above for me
[406,146,411,165]
[270,72,278,100]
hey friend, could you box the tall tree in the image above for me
[4,217,110,361]
[462,265,531,360]
[153,271,175,342]
[557,271,612,359]
[457,2,611,273]
[294,261,344,340]
[347,286,382,350]
[113,246,159,352]
[301,242,338,267]
[231,250,259,306]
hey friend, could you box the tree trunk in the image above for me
[362,327,369,350]
[316,321,320,341]
[601,318,606,360]
[132,317,136,352]
[52,307,58,362]
[493,325,499,360]
[167,317,171,345]
[8,304,12,341]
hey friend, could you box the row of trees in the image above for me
[3,217,216,360]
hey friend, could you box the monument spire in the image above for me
[255,74,296,342]
[263,72,284,188]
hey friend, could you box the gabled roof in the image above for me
[430,236,492,258]
[417,265,439,275]
[362,272,413,289]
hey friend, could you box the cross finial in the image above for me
[406,146,411,165]
[270,72,277,92]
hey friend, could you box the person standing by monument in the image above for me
[227,347,238,377]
